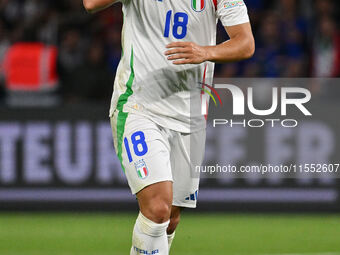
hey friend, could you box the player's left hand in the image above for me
[165,42,209,65]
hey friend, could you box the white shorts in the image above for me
[110,110,206,208]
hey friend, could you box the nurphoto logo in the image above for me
[200,83,312,128]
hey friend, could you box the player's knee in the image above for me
[167,213,180,234]
[149,201,171,224]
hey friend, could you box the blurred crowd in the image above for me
[217,0,340,78]
[0,0,339,104]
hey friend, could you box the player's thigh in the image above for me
[170,129,206,208]
[110,111,173,195]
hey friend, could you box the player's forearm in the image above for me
[83,0,117,13]
[204,34,255,63]
[165,23,255,65]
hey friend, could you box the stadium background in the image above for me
[0,0,340,255]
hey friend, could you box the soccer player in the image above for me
[83,0,254,254]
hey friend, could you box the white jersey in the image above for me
[110,0,249,133]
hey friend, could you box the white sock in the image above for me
[130,212,170,255]
[167,231,175,252]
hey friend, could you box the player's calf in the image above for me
[167,206,181,252]
[167,206,181,234]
